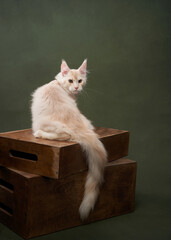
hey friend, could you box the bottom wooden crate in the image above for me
[0,158,136,239]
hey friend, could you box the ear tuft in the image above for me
[78,59,87,75]
[61,60,70,76]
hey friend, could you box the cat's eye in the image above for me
[68,79,73,83]
[78,79,82,83]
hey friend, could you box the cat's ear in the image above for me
[61,60,70,76]
[78,59,87,75]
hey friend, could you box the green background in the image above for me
[0,0,170,239]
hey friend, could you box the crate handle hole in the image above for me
[9,150,38,161]
[0,202,13,216]
[0,179,14,192]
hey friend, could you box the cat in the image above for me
[31,59,107,220]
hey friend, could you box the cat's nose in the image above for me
[75,87,78,90]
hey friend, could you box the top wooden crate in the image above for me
[0,127,129,179]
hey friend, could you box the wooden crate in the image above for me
[0,158,136,239]
[0,127,129,178]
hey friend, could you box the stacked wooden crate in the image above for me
[0,127,136,239]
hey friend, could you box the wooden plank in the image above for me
[0,127,129,178]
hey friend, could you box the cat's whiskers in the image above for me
[78,90,89,104]
[82,89,94,103]
[84,87,104,96]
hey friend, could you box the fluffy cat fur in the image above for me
[31,60,107,220]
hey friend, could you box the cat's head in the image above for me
[56,60,87,95]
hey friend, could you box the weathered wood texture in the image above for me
[0,127,129,178]
[0,158,136,239]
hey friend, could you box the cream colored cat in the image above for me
[31,60,107,220]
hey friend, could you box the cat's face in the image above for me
[59,60,87,95]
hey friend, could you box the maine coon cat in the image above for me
[31,60,107,220]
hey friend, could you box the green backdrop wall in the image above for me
[0,1,170,239]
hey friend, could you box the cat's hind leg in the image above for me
[33,120,72,141]
[34,130,71,141]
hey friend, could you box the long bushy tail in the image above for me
[76,130,107,220]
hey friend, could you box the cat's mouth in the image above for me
[73,90,79,95]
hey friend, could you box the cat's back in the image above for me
[32,80,63,104]
[31,80,63,119]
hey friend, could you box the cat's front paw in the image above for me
[33,130,43,138]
